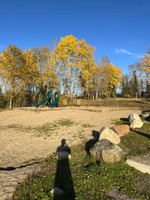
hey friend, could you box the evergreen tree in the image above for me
[0,88,6,108]
[132,70,139,98]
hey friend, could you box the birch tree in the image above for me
[0,44,23,108]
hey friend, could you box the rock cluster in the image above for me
[89,112,144,163]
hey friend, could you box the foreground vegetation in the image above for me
[13,117,150,200]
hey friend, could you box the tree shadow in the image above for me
[130,128,150,139]
[53,139,75,200]
[85,130,99,156]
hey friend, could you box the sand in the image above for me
[0,106,141,168]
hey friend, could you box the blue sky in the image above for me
[0,0,150,74]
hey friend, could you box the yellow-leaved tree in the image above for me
[141,49,150,73]
[105,63,123,91]
[55,35,78,94]
[0,44,24,108]
[0,45,41,108]
[93,56,123,97]
[42,48,59,93]
[55,35,96,95]
[77,39,96,95]
[20,49,42,105]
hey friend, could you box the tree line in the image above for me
[121,48,150,99]
[0,35,150,108]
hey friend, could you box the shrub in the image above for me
[124,94,131,98]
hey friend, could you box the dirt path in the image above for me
[0,106,141,199]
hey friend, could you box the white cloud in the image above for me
[115,48,142,58]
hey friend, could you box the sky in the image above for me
[0,0,150,74]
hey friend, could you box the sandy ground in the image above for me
[0,106,141,168]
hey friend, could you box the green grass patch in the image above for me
[115,118,129,125]
[119,123,150,157]
[33,119,75,137]
[115,116,150,157]
[13,124,150,200]
[56,119,75,126]
[114,117,150,157]
[82,123,94,128]
[6,119,75,137]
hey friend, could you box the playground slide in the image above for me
[35,91,52,108]
[48,91,60,108]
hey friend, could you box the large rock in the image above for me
[128,113,141,123]
[130,120,143,129]
[50,187,64,195]
[141,111,150,118]
[107,188,137,200]
[90,139,123,163]
[111,125,130,137]
[99,126,120,144]
[128,113,143,128]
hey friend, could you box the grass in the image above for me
[114,115,150,157]
[56,119,75,126]
[82,123,94,128]
[4,119,93,138]
[12,119,150,200]
[80,98,150,109]
[115,118,129,125]
[5,119,76,137]
[118,119,150,157]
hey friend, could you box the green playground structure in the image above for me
[35,90,60,108]
[48,90,60,108]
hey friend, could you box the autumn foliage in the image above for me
[0,35,123,108]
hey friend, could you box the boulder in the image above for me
[128,113,141,123]
[107,188,137,200]
[111,125,130,137]
[128,113,143,128]
[130,120,143,128]
[50,187,64,195]
[90,139,123,163]
[56,151,71,160]
[99,126,120,144]
[141,111,150,118]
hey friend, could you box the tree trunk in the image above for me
[9,97,12,109]
[96,89,98,99]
